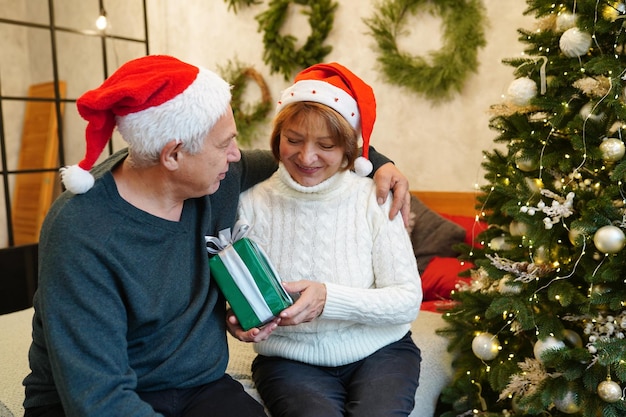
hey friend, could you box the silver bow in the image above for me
[205,221,250,254]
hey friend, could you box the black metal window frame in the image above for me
[0,0,149,246]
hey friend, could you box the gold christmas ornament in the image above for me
[600,138,626,162]
[561,329,583,348]
[597,379,622,403]
[603,2,626,21]
[568,226,586,247]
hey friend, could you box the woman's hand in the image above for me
[278,280,327,326]
[226,309,280,343]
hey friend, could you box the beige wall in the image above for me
[0,0,534,245]
[146,0,534,192]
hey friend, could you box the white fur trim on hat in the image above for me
[276,79,360,129]
[117,68,232,157]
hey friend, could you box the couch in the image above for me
[0,191,481,417]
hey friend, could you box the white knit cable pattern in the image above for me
[238,167,422,366]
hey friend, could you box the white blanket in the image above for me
[1,309,452,417]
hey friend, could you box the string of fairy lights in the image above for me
[448,2,626,412]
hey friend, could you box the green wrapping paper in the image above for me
[208,236,293,331]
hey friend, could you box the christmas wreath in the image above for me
[256,0,338,81]
[223,0,260,13]
[218,60,272,147]
[364,0,486,101]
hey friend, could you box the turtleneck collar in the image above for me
[276,163,350,198]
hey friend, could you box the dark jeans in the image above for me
[24,374,267,417]
[252,332,421,417]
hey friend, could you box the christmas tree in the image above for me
[438,1,626,416]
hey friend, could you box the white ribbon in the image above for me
[206,221,277,325]
[205,221,250,254]
[218,245,274,324]
[537,56,548,95]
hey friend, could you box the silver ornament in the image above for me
[593,225,626,254]
[600,138,626,162]
[534,336,565,362]
[471,332,500,360]
[598,379,622,403]
[554,390,580,413]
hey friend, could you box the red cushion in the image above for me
[439,214,487,247]
[421,256,473,301]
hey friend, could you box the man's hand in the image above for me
[226,309,280,343]
[373,162,411,226]
[278,280,327,326]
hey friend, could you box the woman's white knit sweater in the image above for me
[238,165,422,367]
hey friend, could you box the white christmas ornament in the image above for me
[600,138,626,162]
[509,220,529,236]
[533,336,565,362]
[471,332,500,360]
[593,225,626,254]
[598,379,622,403]
[556,12,577,32]
[554,390,580,414]
[490,236,514,251]
[579,102,605,122]
[514,151,539,172]
[560,27,592,57]
[507,77,537,106]
[498,276,522,294]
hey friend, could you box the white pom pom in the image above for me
[60,164,95,194]
[507,77,537,106]
[354,157,373,176]
[560,27,591,58]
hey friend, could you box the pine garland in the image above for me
[364,0,487,101]
[256,0,337,81]
[223,0,260,13]
[218,60,272,147]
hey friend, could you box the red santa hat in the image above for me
[276,62,376,176]
[61,54,232,194]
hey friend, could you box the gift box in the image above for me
[207,224,293,331]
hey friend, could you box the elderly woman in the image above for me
[237,62,423,417]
